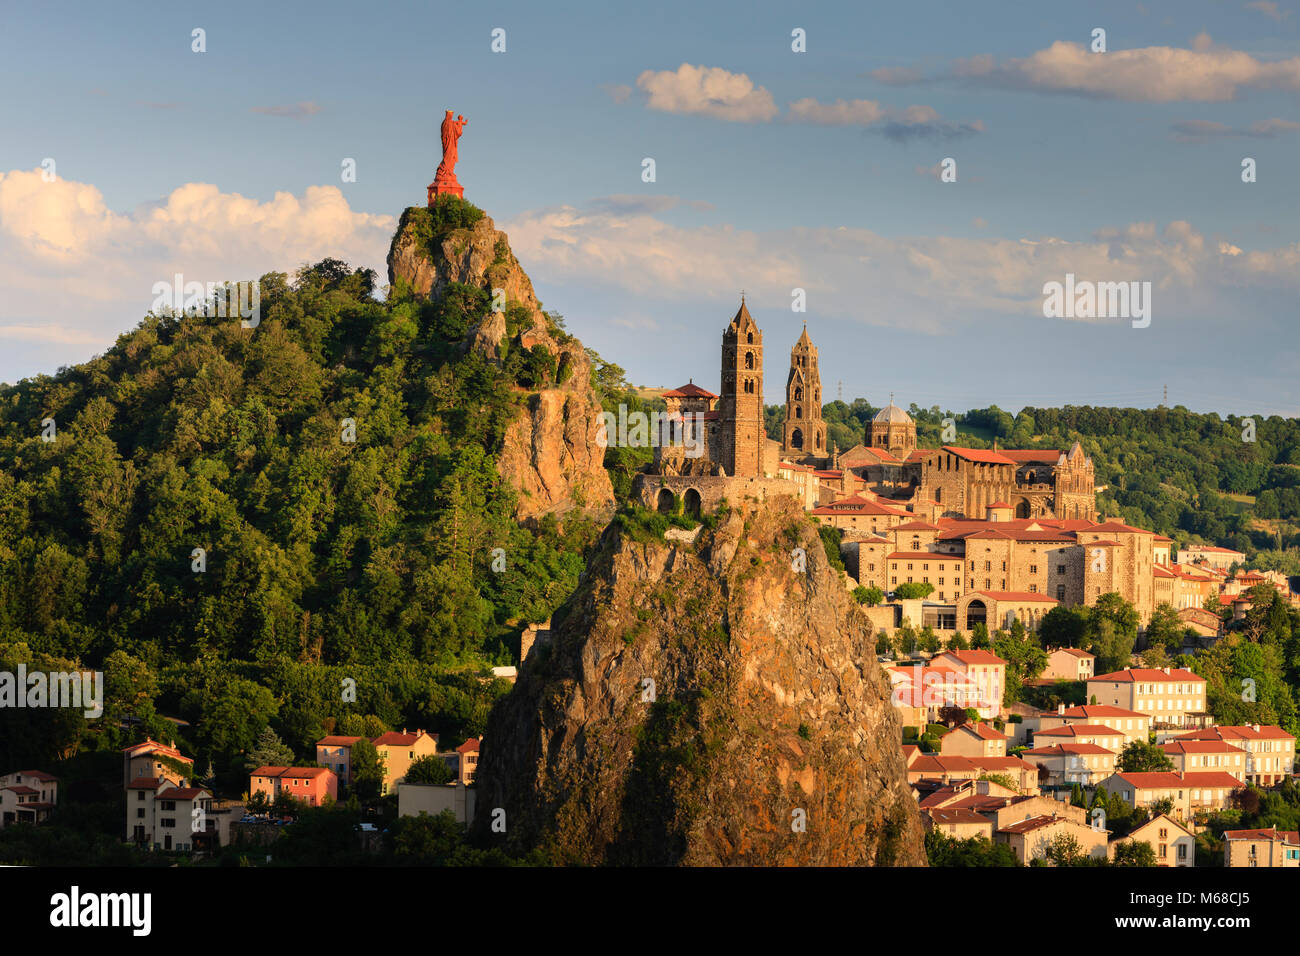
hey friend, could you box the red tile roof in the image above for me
[1021,743,1114,756]
[1181,771,1245,789]
[1035,724,1122,738]
[662,382,718,399]
[1111,772,1185,788]
[926,808,991,826]
[1090,667,1204,683]
[456,737,481,754]
[1177,725,1295,742]
[957,722,1005,740]
[968,590,1060,603]
[1059,704,1146,719]
[885,551,961,561]
[316,736,363,747]
[126,776,163,790]
[156,787,208,799]
[1161,741,1246,755]
[942,446,1017,465]
[999,814,1068,835]
[1224,828,1300,843]
[937,649,1007,666]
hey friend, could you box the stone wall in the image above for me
[634,473,801,516]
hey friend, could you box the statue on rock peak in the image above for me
[428,109,468,206]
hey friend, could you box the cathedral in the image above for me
[638,297,1096,526]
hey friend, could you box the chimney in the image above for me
[1058,703,1065,715]
[1163,667,1170,675]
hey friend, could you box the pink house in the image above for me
[249,766,338,807]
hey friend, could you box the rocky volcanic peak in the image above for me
[387,206,613,522]
[471,496,926,866]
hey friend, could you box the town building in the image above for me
[1086,667,1208,729]
[1042,647,1095,681]
[0,770,58,827]
[995,814,1108,864]
[371,729,439,795]
[1020,743,1116,788]
[938,722,1007,758]
[249,767,338,807]
[1223,828,1300,867]
[1173,725,1296,785]
[126,775,212,851]
[1113,813,1195,867]
[315,735,362,787]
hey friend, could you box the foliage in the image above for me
[894,581,935,600]
[406,754,453,785]
[1117,739,1175,773]
[924,830,1018,866]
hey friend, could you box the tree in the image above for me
[1039,606,1089,650]
[894,582,935,600]
[924,830,1018,867]
[1112,840,1157,866]
[1145,603,1186,652]
[245,726,295,771]
[1117,739,1175,773]
[854,585,884,607]
[406,754,453,785]
[1043,832,1084,866]
[350,737,385,800]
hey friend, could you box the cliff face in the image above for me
[471,497,926,866]
[387,207,614,522]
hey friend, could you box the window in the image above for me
[1057,565,1066,575]
[137,808,145,818]
[984,579,991,589]
[1056,585,1066,600]
[983,561,991,572]
[1029,565,1037,574]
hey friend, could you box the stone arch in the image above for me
[656,488,674,514]
[1015,499,1030,519]
[684,487,702,517]
[746,332,754,344]
[795,406,802,419]
[964,599,987,631]
[791,428,804,449]
[815,431,822,449]
[745,351,755,369]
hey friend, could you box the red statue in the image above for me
[428,110,468,205]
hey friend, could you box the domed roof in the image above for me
[873,402,913,425]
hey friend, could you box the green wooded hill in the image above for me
[0,223,603,773]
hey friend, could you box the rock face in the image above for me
[471,496,927,866]
[387,207,614,522]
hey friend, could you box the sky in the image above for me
[1,0,1298,416]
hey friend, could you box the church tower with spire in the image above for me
[781,324,826,461]
[718,296,764,477]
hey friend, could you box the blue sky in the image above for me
[2,0,1298,415]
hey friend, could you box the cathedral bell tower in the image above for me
[781,324,826,460]
[718,296,763,477]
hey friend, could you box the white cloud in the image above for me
[0,169,394,354]
[504,200,1300,333]
[635,64,779,122]
[932,37,1300,102]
